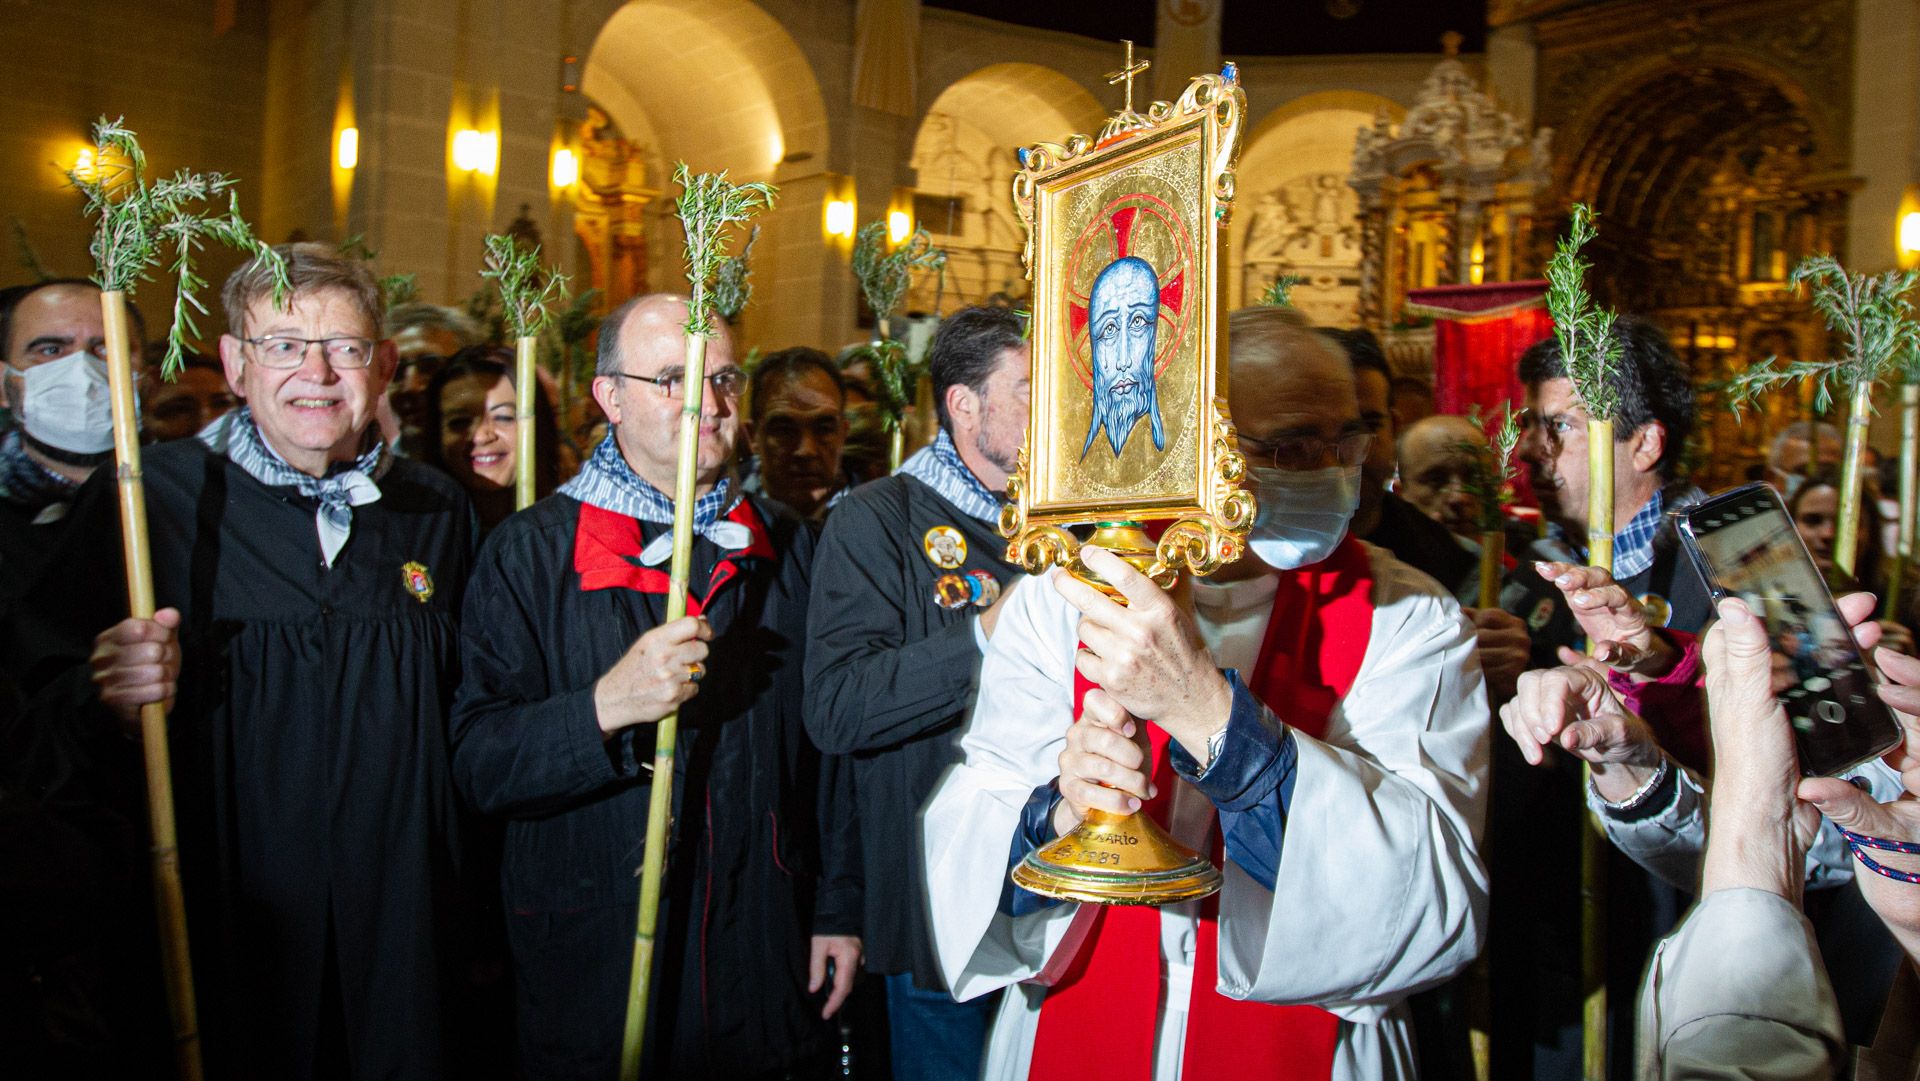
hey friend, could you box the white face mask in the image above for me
[1247,464,1361,570]
[9,351,116,455]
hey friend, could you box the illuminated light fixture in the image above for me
[1468,239,1486,285]
[888,209,912,244]
[452,129,498,176]
[551,147,578,188]
[825,199,855,238]
[336,127,359,170]
[72,146,96,183]
[1901,211,1920,256]
[769,132,784,166]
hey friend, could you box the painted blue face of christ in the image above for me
[1081,256,1164,460]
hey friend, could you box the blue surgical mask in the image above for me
[1247,464,1361,570]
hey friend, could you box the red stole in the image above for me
[1027,538,1376,1081]
[571,500,774,612]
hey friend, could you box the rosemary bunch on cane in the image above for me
[69,115,286,1081]
[850,220,947,468]
[480,234,571,510]
[620,163,774,1081]
[1543,202,1623,1081]
[72,117,288,379]
[1726,257,1920,578]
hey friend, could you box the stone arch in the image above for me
[1229,90,1403,319]
[1553,55,1846,488]
[908,63,1106,311]
[576,0,829,343]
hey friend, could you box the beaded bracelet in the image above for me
[1837,827,1920,885]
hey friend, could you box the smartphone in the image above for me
[1676,482,1902,777]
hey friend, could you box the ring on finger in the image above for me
[685,661,706,684]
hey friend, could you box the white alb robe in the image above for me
[921,544,1491,1080]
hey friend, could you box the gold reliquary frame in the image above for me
[999,69,1252,588]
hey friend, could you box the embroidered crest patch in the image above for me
[402,561,434,604]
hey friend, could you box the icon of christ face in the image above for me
[1082,256,1164,460]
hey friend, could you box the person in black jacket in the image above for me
[449,294,860,1081]
[65,244,474,1081]
[804,305,1028,1081]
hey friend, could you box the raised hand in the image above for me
[1053,547,1230,759]
[1499,659,1665,802]
[592,615,713,735]
[1536,560,1677,678]
[1052,687,1153,837]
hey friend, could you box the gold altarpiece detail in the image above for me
[571,106,659,313]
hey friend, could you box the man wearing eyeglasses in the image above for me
[49,243,474,1079]
[923,305,1489,1081]
[449,293,861,1079]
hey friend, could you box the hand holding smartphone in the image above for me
[1677,482,1902,777]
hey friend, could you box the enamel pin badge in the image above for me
[924,526,968,569]
[402,561,435,604]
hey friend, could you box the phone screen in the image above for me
[1682,484,1901,776]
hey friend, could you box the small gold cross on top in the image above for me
[1105,39,1150,114]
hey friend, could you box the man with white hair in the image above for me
[923,306,1490,1079]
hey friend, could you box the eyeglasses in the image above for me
[609,368,747,400]
[245,336,377,369]
[1239,429,1373,471]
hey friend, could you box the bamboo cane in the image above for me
[618,164,773,1081]
[515,334,537,510]
[617,328,708,1081]
[1890,381,1918,619]
[1582,416,1614,1081]
[1477,530,1504,609]
[1836,380,1874,579]
[103,289,203,1081]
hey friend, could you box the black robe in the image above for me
[448,492,858,1080]
[40,440,473,1081]
[803,473,1018,988]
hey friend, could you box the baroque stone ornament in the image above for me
[1349,33,1553,333]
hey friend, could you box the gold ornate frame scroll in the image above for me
[999,69,1252,587]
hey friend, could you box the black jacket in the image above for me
[449,492,856,1078]
[804,474,1019,987]
[38,441,474,1081]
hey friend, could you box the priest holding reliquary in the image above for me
[920,55,1490,1081]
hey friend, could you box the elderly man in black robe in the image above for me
[449,293,861,1080]
[66,243,474,1079]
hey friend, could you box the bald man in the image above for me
[1399,414,1493,541]
[450,294,860,1079]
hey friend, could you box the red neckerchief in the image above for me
[1028,537,1375,1081]
[571,499,775,615]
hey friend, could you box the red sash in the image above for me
[571,500,774,612]
[1027,538,1375,1081]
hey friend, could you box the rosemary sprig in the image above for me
[1544,203,1621,421]
[480,233,571,341]
[712,223,761,323]
[852,220,947,335]
[1725,256,1920,416]
[673,163,777,339]
[1459,402,1522,535]
[336,233,419,308]
[68,118,288,379]
[1260,273,1308,308]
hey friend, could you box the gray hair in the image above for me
[384,302,484,348]
[1768,420,1843,466]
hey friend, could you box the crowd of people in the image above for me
[1,244,1916,1081]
